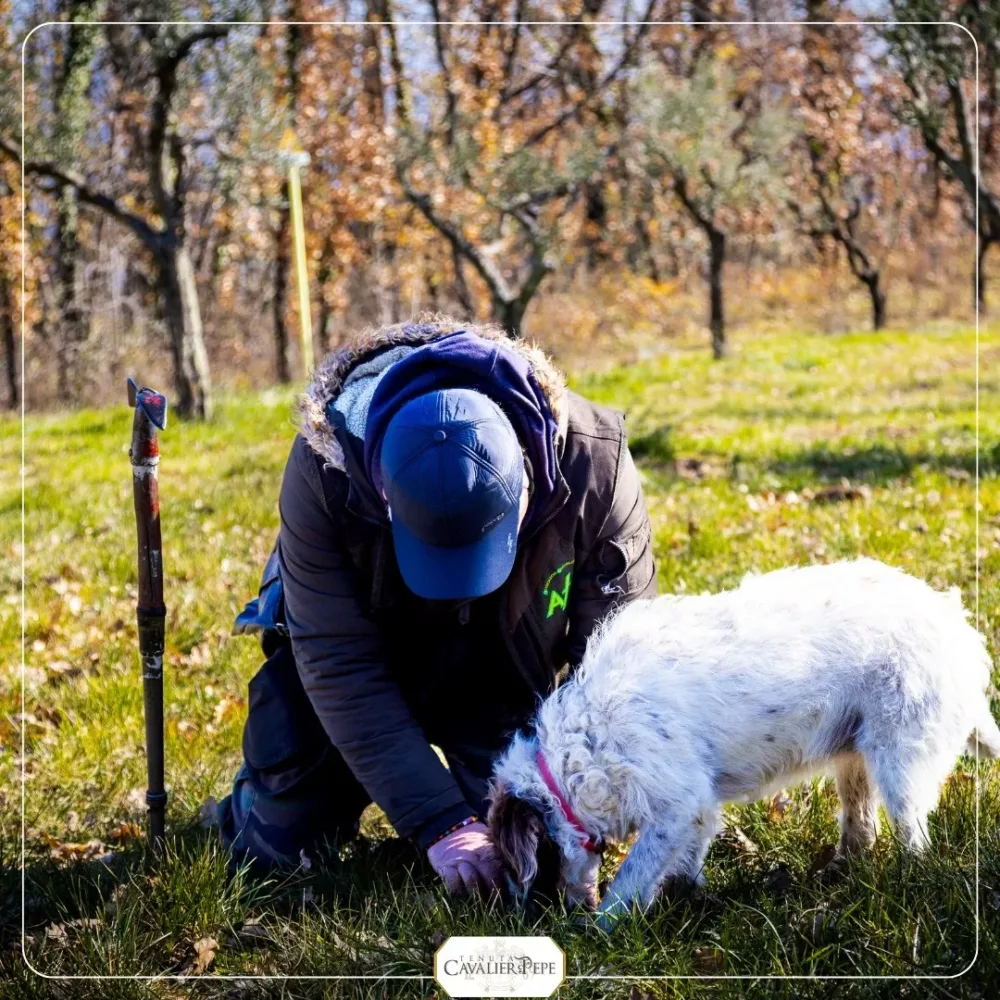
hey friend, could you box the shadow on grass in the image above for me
[630,431,999,487]
[7,820,434,976]
[765,442,999,485]
[628,424,676,464]
[7,770,996,985]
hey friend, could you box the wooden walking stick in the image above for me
[127,377,168,848]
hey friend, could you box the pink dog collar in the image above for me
[536,750,603,853]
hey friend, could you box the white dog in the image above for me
[488,559,999,929]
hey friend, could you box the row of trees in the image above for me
[0,0,994,416]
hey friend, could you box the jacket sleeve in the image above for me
[565,439,656,668]
[277,438,475,847]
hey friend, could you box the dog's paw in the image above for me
[813,853,850,886]
[808,843,851,885]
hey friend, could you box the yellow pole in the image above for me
[287,161,313,379]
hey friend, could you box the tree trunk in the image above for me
[977,233,990,314]
[865,274,887,330]
[273,193,292,383]
[493,257,549,339]
[452,244,474,317]
[318,295,335,351]
[0,275,16,409]
[55,186,87,387]
[158,244,213,419]
[708,229,726,359]
[361,14,384,121]
[272,12,300,384]
[630,214,661,282]
[316,249,336,352]
[495,296,526,340]
[53,0,103,391]
[583,181,608,269]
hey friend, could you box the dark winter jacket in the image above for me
[238,320,656,847]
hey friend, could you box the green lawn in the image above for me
[1,325,998,998]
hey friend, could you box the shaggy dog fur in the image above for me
[488,559,1000,929]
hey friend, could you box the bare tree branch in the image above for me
[157,25,231,78]
[672,169,716,236]
[0,135,162,248]
[397,167,514,304]
[499,24,581,110]
[522,0,658,148]
[429,0,458,147]
[371,0,410,128]
[150,26,230,222]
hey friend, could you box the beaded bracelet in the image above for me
[427,815,479,847]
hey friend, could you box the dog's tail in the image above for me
[966,702,1000,759]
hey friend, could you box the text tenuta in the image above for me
[442,954,557,977]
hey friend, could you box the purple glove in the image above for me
[427,821,503,896]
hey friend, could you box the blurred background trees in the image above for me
[886,1,999,311]
[0,0,989,416]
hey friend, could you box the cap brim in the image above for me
[391,503,520,600]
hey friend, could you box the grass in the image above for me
[1,324,998,999]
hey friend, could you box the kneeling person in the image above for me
[218,319,656,895]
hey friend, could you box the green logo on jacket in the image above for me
[542,561,574,619]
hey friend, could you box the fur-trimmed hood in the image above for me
[296,316,569,471]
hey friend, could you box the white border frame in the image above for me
[16,14,983,986]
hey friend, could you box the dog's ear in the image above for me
[487,778,545,892]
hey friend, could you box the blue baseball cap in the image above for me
[380,388,524,600]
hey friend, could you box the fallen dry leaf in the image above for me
[108,821,143,843]
[691,946,725,973]
[67,918,100,932]
[47,660,82,679]
[767,790,793,822]
[213,697,241,726]
[237,918,271,946]
[720,825,759,855]
[44,923,67,943]
[811,481,872,504]
[35,706,62,727]
[180,936,219,975]
[41,833,112,866]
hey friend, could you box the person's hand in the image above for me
[427,821,503,896]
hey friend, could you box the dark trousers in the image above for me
[218,636,499,869]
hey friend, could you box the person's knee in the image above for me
[218,763,363,872]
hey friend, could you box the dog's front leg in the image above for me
[596,816,710,932]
